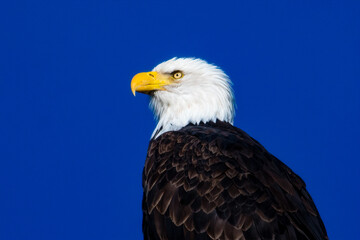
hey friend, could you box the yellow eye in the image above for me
[172,71,183,79]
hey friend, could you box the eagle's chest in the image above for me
[143,135,224,192]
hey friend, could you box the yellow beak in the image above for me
[131,71,173,96]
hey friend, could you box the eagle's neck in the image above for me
[150,90,235,139]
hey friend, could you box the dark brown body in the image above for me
[142,121,328,240]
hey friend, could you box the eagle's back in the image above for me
[142,121,328,240]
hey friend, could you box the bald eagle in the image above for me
[131,58,328,240]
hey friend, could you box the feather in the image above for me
[142,121,328,240]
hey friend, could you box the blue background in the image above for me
[1,0,359,239]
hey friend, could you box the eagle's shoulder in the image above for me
[143,121,328,240]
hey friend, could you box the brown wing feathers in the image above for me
[142,121,328,240]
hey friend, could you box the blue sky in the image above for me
[1,0,359,239]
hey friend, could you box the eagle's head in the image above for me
[131,58,235,138]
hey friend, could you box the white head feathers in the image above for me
[148,58,235,138]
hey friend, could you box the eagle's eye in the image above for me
[172,71,183,79]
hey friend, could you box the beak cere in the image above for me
[131,71,173,96]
